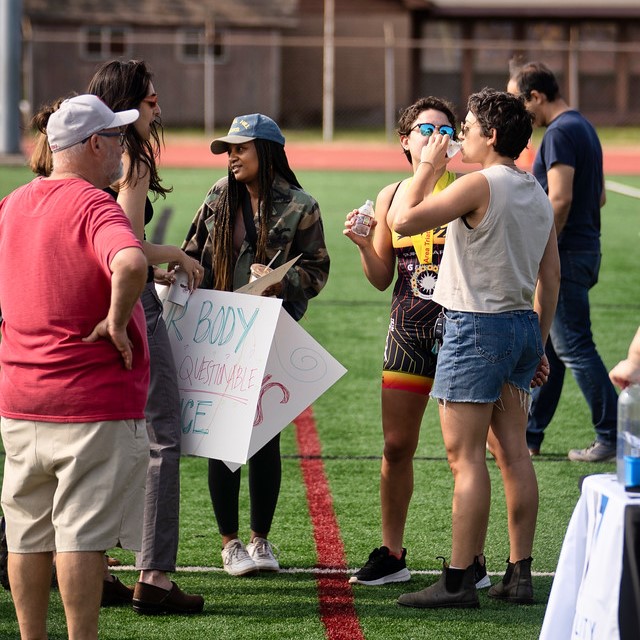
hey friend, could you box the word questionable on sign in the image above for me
[160,287,346,469]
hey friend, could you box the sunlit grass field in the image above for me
[0,164,639,639]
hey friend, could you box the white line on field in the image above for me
[606,180,640,199]
[110,565,556,578]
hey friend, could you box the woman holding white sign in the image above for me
[183,113,330,577]
[88,60,205,615]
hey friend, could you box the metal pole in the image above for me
[204,16,215,135]
[322,0,334,142]
[568,25,579,109]
[384,21,396,143]
[0,0,22,154]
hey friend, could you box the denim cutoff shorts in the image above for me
[431,310,544,404]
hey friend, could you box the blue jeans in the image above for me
[432,310,543,403]
[526,251,618,450]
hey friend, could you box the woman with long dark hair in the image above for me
[183,113,329,576]
[88,59,204,615]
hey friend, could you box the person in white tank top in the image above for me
[392,89,561,610]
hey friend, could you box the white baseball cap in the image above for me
[47,94,139,152]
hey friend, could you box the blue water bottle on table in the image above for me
[617,384,640,493]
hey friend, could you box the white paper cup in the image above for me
[446,140,462,158]
[249,263,273,283]
[167,269,190,306]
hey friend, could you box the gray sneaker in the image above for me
[246,537,280,572]
[221,539,258,576]
[568,440,616,462]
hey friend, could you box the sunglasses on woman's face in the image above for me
[142,95,159,108]
[412,122,455,138]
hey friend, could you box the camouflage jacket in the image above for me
[182,175,330,316]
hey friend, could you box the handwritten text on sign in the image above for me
[163,289,281,464]
[161,288,346,467]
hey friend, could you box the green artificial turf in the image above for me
[0,167,639,639]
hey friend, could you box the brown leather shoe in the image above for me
[488,557,534,604]
[397,559,479,609]
[132,581,205,615]
[101,576,134,607]
[106,554,122,567]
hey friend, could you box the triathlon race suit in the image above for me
[382,170,455,395]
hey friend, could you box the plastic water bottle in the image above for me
[351,200,374,237]
[616,384,640,492]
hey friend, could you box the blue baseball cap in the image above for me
[210,113,285,154]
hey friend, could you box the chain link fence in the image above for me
[22,24,640,138]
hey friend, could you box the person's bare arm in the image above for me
[546,163,574,236]
[393,168,489,237]
[116,155,203,289]
[344,182,398,291]
[393,134,490,236]
[531,225,561,387]
[534,225,561,344]
[610,327,640,389]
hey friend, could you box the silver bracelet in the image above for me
[419,160,436,171]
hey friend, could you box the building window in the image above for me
[82,26,129,60]
[420,21,462,72]
[473,21,514,72]
[579,22,617,74]
[630,25,640,75]
[523,22,567,72]
[178,28,226,63]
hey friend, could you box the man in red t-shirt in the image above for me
[0,95,150,640]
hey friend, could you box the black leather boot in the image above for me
[487,556,534,604]
[397,557,479,609]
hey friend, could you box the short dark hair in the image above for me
[467,88,533,160]
[397,96,457,164]
[510,60,560,102]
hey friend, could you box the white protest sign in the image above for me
[224,309,346,471]
[162,289,281,464]
[160,287,346,467]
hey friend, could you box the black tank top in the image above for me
[105,187,154,282]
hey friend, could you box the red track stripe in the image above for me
[294,406,365,640]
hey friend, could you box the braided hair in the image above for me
[211,138,301,292]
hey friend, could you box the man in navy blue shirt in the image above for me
[508,60,617,462]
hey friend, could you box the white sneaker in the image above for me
[246,537,280,572]
[221,539,258,577]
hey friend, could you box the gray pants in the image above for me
[135,282,181,571]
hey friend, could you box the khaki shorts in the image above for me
[1,417,149,553]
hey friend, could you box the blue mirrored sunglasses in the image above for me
[412,123,455,138]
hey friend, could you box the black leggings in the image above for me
[207,433,282,536]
